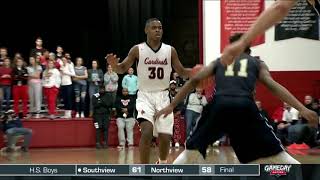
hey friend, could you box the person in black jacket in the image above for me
[115,88,136,149]
[92,85,112,149]
[12,57,29,117]
[1,110,32,152]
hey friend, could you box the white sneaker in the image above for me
[61,110,72,119]
[80,112,85,118]
[175,142,180,148]
[34,113,41,119]
[75,113,80,118]
[173,150,205,164]
[212,141,220,148]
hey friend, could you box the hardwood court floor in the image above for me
[1,146,320,164]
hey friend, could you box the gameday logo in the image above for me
[264,165,291,177]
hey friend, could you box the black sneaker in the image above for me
[21,147,28,152]
[102,142,108,149]
[5,147,14,153]
[96,143,102,149]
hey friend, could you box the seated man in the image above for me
[288,98,320,149]
[276,103,299,146]
[1,110,32,152]
[115,88,136,149]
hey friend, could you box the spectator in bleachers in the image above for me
[0,58,12,112]
[255,101,271,121]
[122,67,138,98]
[73,57,88,118]
[277,103,299,146]
[12,57,29,118]
[35,55,41,65]
[168,80,185,148]
[64,53,74,66]
[285,96,318,149]
[27,57,42,118]
[104,64,118,105]
[256,100,275,129]
[56,46,64,60]
[60,57,75,118]
[116,88,136,149]
[1,110,32,152]
[185,87,207,138]
[42,60,61,119]
[49,52,62,70]
[92,85,112,149]
[40,50,50,70]
[30,37,46,57]
[169,80,178,98]
[272,103,286,123]
[304,95,314,111]
[14,53,22,60]
[311,99,320,116]
[88,60,103,117]
[172,72,185,90]
[0,47,8,66]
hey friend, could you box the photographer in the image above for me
[92,85,112,149]
[1,110,32,152]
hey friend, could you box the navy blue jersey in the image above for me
[307,0,320,16]
[213,53,261,97]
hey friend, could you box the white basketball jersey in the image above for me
[137,42,172,92]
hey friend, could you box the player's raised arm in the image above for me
[221,0,297,66]
[106,45,139,74]
[171,47,192,78]
[258,62,318,127]
[155,60,217,119]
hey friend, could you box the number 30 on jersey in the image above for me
[148,67,164,79]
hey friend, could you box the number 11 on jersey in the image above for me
[224,59,248,77]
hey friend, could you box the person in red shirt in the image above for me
[0,58,13,112]
[39,50,50,70]
[30,37,46,57]
[12,57,29,118]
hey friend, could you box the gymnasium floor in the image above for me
[1,146,320,164]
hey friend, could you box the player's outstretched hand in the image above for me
[220,39,247,66]
[105,53,120,68]
[300,108,319,128]
[155,105,174,120]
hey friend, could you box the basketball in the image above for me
[191,64,204,77]
[191,64,214,90]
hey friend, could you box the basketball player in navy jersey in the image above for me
[106,18,192,164]
[156,33,318,164]
[221,0,320,66]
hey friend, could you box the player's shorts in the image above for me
[136,90,174,137]
[186,95,284,163]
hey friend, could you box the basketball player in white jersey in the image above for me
[106,18,192,164]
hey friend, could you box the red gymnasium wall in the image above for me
[256,71,320,115]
